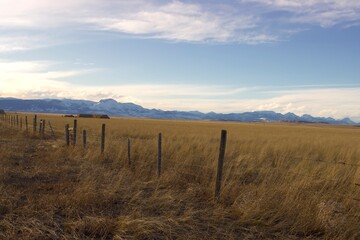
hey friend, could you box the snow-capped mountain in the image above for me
[0,98,357,125]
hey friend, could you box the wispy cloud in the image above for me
[0,59,98,97]
[7,0,359,47]
[85,1,274,43]
[0,35,55,53]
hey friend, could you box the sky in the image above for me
[0,0,359,121]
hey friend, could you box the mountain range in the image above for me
[0,97,357,125]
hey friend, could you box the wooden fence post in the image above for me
[42,120,46,138]
[73,119,77,146]
[39,120,43,136]
[16,115,19,128]
[128,138,131,167]
[25,116,28,132]
[20,117,22,129]
[101,124,105,154]
[33,115,37,133]
[215,129,227,200]
[157,133,162,177]
[83,129,87,148]
[65,124,70,146]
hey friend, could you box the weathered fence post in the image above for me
[20,117,22,129]
[25,116,28,132]
[65,124,70,146]
[73,119,77,146]
[215,129,227,200]
[157,133,162,177]
[16,115,19,128]
[33,115,37,133]
[41,120,46,138]
[128,138,131,167]
[83,129,87,148]
[39,120,43,136]
[101,124,105,154]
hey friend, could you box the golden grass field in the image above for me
[1,112,360,239]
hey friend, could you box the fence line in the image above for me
[1,112,360,202]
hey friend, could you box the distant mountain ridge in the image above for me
[0,97,358,125]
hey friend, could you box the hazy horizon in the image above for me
[1,96,359,122]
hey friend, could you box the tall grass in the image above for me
[0,113,359,239]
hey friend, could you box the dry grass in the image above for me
[1,113,360,239]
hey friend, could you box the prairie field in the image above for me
[1,113,360,239]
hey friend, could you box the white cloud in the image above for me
[0,0,358,47]
[85,1,265,43]
[0,59,97,98]
[0,0,274,45]
[0,34,65,53]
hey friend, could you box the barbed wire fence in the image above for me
[1,112,359,202]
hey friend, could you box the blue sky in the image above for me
[0,0,359,121]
